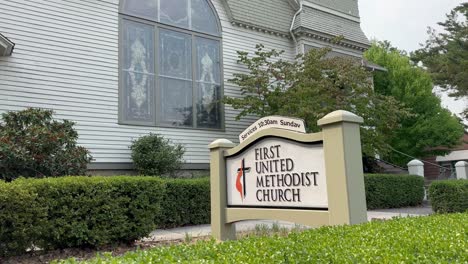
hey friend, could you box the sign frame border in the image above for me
[209,110,368,241]
[226,131,326,210]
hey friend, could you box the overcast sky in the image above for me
[359,0,464,52]
[359,0,467,121]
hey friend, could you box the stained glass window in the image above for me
[121,0,220,35]
[121,20,155,123]
[192,0,219,35]
[122,0,158,21]
[120,0,222,129]
[195,37,221,128]
[160,0,189,29]
[159,30,193,126]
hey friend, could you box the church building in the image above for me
[0,0,370,172]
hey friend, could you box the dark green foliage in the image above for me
[130,133,185,176]
[224,45,409,158]
[365,42,465,166]
[59,213,468,263]
[364,174,425,209]
[0,181,46,256]
[0,176,165,256]
[429,180,468,213]
[1,175,435,257]
[0,108,92,181]
[412,3,468,118]
[0,177,213,257]
[159,178,210,228]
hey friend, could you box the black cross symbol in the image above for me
[237,159,251,197]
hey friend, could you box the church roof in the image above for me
[293,5,370,46]
[224,0,296,34]
[222,0,370,48]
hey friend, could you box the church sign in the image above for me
[209,111,368,241]
[226,138,327,209]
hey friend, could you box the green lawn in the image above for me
[57,213,467,264]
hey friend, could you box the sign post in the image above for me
[209,110,367,241]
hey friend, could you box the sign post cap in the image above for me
[209,139,236,149]
[317,110,364,126]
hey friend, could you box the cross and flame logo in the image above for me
[235,159,251,201]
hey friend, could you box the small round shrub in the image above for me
[0,108,92,181]
[130,133,185,176]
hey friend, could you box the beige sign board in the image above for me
[226,138,327,209]
[209,111,368,241]
[239,116,306,143]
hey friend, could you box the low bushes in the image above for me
[429,180,468,213]
[130,134,185,176]
[0,177,165,256]
[160,178,210,228]
[364,174,425,209]
[58,213,468,263]
[0,173,429,257]
[0,108,92,181]
[0,182,45,257]
[0,176,211,257]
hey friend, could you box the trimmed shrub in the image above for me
[0,108,92,181]
[130,134,185,176]
[0,177,165,256]
[364,174,425,209]
[429,180,468,213]
[58,213,468,263]
[1,174,434,257]
[0,181,46,256]
[160,178,210,228]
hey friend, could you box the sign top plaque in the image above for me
[239,116,306,143]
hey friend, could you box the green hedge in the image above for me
[160,178,210,228]
[364,174,425,209]
[0,182,46,257]
[429,180,468,213]
[58,213,468,263]
[0,177,166,256]
[0,174,428,257]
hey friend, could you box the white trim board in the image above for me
[436,150,468,162]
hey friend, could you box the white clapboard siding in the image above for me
[0,0,296,164]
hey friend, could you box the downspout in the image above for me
[289,0,303,48]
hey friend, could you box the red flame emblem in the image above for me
[236,159,250,201]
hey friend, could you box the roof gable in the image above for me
[224,0,296,33]
[294,5,369,47]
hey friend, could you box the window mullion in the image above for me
[154,25,159,126]
[191,32,197,128]
[188,0,192,30]
[157,0,160,22]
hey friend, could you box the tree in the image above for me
[412,3,468,117]
[365,41,465,165]
[224,45,408,158]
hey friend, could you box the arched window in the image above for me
[119,0,222,129]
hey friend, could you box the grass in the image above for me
[55,213,467,263]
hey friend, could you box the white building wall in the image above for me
[0,0,296,165]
